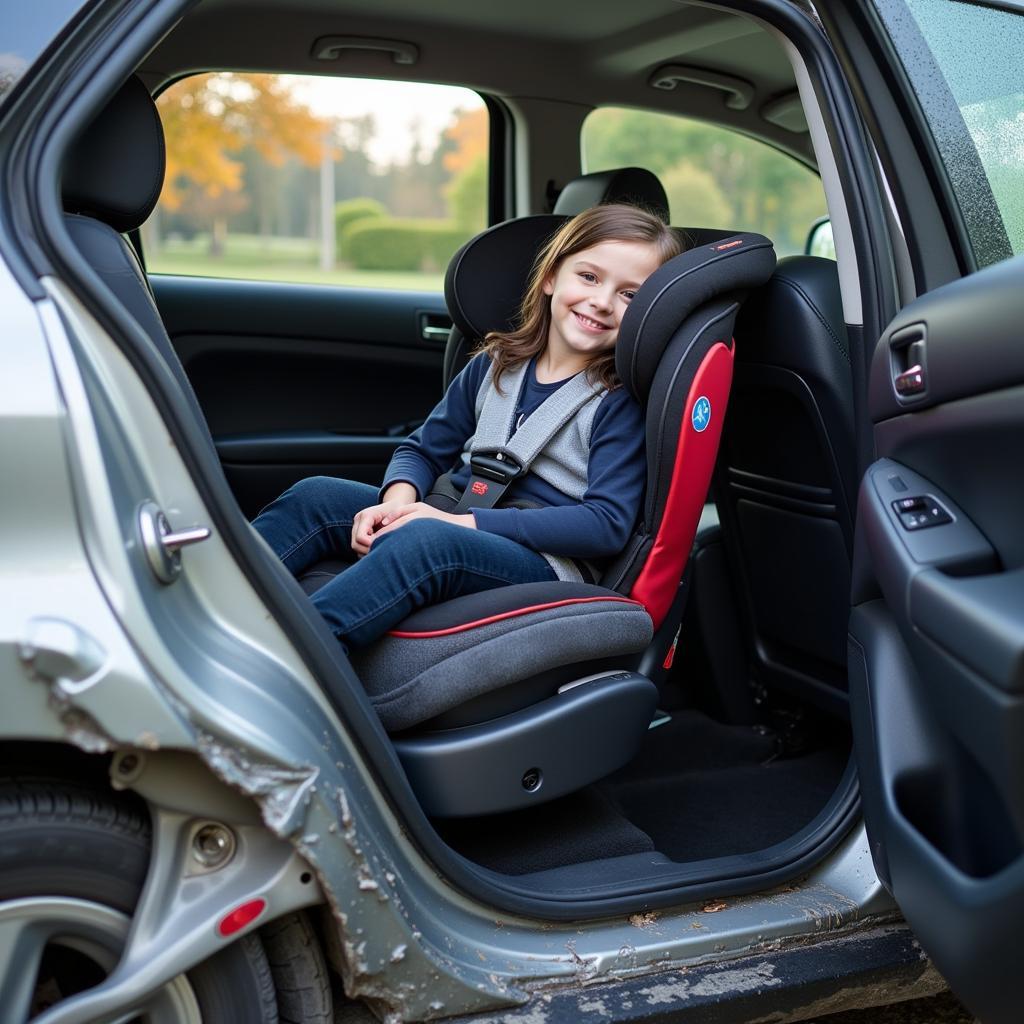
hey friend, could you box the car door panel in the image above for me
[151,275,450,515]
[850,253,1024,1024]
[868,253,1024,419]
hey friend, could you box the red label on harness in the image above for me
[471,480,489,495]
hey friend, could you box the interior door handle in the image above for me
[894,364,926,395]
[419,312,452,344]
[889,322,927,399]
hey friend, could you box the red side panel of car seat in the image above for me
[629,339,735,629]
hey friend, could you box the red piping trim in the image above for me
[388,596,644,639]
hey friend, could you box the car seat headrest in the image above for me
[446,217,776,402]
[553,167,670,223]
[615,233,777,400]
[62,76,166,233]
[445,215,567,343]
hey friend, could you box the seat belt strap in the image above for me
[448,362,604,513]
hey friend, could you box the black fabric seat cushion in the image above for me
[347,583,653,732]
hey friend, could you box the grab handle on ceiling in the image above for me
[648,64,754,110]
[312,35,419,65]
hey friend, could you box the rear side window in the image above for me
[582,108,827,256]
[146,73,488,291]
[875,0,1024,267]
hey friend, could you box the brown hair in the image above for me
[480,203,681,392]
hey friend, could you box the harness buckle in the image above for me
[470,450,523,484]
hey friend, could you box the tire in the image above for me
[0,778,279,1023]
[262,911,333,1024]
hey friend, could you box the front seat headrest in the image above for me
[553,167,670,223]
[62,76,166,233]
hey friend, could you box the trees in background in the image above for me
[153,73,488,263]
[443,107,488,232]
[338,107,488,272]
[584,108,828,254]
[155,73,329,255]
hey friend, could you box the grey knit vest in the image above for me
[458,359,607,582]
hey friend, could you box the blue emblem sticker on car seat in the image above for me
[692,396,711,432]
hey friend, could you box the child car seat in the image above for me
[334,219,776,816]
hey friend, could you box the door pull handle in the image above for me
[894,364,926,396]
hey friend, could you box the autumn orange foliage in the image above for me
[442,107,487,174]
[156,73,333,211]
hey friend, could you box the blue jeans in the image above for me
[252,476,557,650]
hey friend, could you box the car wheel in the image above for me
[261,911,333,1024]
[0,779,279,1023]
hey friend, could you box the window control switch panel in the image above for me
[892,495,952,530]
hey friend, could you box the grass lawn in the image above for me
[147,233,446,292]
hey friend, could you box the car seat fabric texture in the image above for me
[351,585,653,732]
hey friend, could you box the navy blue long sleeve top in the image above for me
[381,355,645,560]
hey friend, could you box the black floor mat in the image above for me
[436,710,849,874]
[436,786,655,875]
[601,710,850,862]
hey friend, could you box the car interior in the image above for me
[56,0,867,905]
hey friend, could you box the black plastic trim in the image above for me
[483,93,513,225]
[395,672,658,818]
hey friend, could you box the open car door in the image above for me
[850,254,1024,1024]
[823,1,1024,1021]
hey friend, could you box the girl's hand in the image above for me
[351,499,414,555]
[371,502,476,542]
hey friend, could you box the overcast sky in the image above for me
[287,74,481,166]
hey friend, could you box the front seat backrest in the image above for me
[715,254,854,710]
[60,75,215,451]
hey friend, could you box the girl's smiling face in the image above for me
[542,239,662,368]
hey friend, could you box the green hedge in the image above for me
[343,218,473,272]
[334,198,387,256]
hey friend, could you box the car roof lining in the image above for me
[141,0,818,167]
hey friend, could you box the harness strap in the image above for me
[450,361,605,513]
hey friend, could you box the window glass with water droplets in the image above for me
[880,0,1024,267]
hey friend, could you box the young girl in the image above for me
[253,204,680,652]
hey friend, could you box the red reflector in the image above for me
[218,899,266,937]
